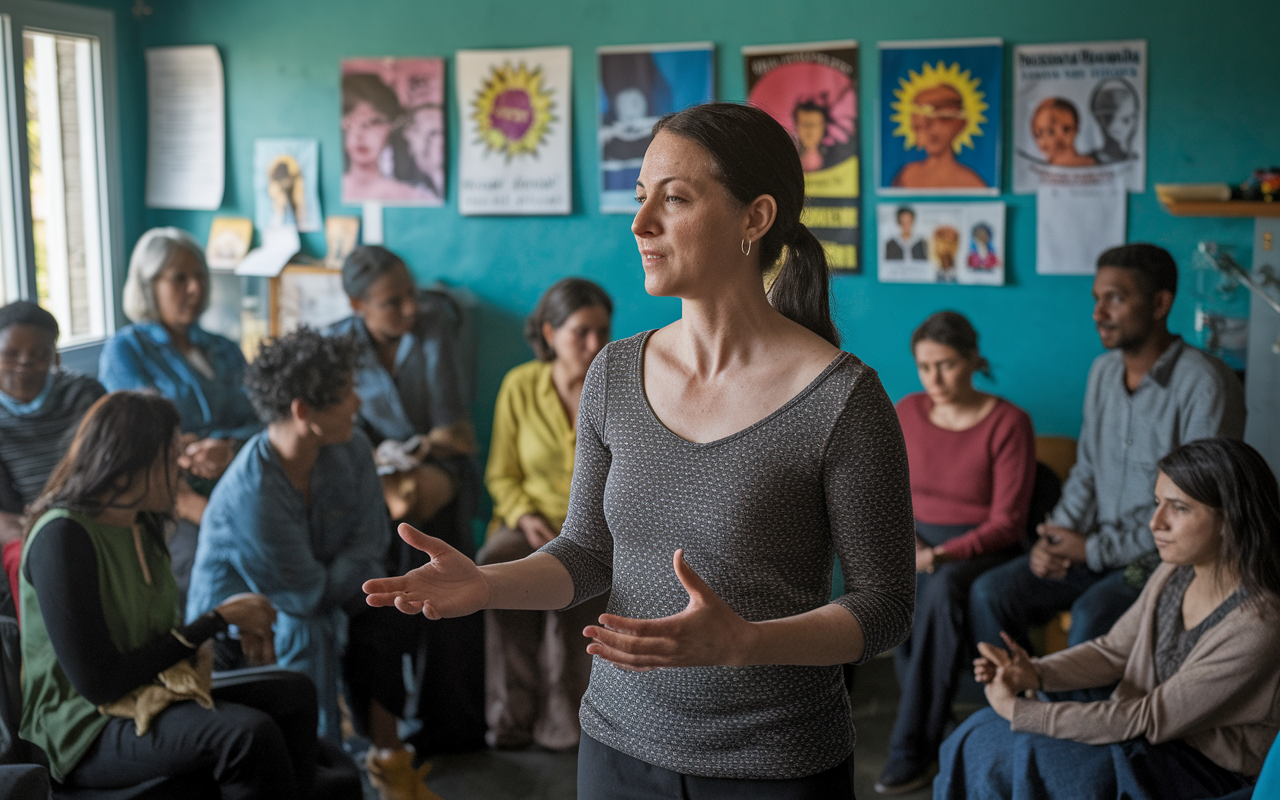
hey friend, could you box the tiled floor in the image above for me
[396,654,960,800]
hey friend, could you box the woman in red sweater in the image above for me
[876,311,1036,795]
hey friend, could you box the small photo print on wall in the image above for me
[877,201,1005,285]
[1013,40,1146,194]
[253,138,322,232]
[878,39,1002,196]
[745,40,860,272]
[457,46,572,216]
[341,57,446,206]
[597,43,714,214]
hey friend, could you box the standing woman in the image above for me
[366,102,915,798]
[876,311,1036,794]
[19,391,359,798]
[99,228,262,604]
[479,277,613,750]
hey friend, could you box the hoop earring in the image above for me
[741,238,752,256]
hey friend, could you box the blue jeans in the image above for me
[969,555,1141,651]
[934,707,1250,800]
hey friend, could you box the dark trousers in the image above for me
[343,603,425,736]
[969,555,1142,650]
[889,532,1017,765]
[61,668,361,800]
[578,733,855,800]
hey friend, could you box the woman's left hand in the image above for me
[583,549,755,671]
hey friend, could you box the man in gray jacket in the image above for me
[970,244,1244,655]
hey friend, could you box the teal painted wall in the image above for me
[124,0,1278,459]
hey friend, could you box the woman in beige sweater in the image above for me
[935,437,1280,800]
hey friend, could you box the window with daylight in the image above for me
[1,1,123,357]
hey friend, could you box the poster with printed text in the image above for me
[598,43,714,214]
[457,47,572,216]
[877,201,1005,285]
[745,41,860,272]
[1013,40,1146,194]
[253,138,322,232]
[341,57,446,206]
[878,39,1002,196]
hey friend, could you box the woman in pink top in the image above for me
[876,311,1037,795]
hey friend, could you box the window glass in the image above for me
[23,29,107,344]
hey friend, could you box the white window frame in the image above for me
[1,0,124,374]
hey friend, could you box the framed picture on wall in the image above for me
[597,42,714,214]
[341,57,446,205]
[269,264,351,336]
[877,38,1003,196]
[456,46,572,215]
[1012,40,1146,194]
[744,40,861,272]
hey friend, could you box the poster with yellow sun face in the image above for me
[456,47,571,215]
[879,39,1002,196]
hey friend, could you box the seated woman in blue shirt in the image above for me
[99,228,262,601]
[328,246,476,527]
[186,327,442,800]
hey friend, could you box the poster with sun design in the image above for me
[456,47,571,215]
[878,38,1002,196]
[745,40,860,272]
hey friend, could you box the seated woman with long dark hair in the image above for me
[18,391,359,798]
[936,438,1280,800]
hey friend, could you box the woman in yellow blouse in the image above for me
[479,278,612,750]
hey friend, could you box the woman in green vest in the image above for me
[18,390,360,798]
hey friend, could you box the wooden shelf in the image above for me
[1159,199,1280,217]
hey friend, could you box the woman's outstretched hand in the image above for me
[363,524,491,619]
[583,549,753,672]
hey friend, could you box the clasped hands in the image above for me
[974,631,1041,720]
[1030,523,1088,580]
[364,524,756,671]
[214,592,277,666]
[177,434,236,481]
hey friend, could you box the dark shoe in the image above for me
[874,758,934,795]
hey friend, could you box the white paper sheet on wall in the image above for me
[1036,166,1126,275]
[145,45,225,210]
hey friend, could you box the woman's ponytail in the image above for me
[653,104,841,349]
[768,224,839,347]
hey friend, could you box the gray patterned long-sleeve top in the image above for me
[540,332,915,780]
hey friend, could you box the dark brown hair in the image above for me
[1158,438,1280,604]
[524,278,613,362]
[652,103,840,347]
[910,310,991,379]
[24,391,181,538]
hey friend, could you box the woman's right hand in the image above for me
[974,631,1040,693]
[517,513,557,549]
[363,524,491,619]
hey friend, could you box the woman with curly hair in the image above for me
[186,327,442,800]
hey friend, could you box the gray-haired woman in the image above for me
[99,227,261,603]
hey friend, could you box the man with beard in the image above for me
[968,244,1244,674]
